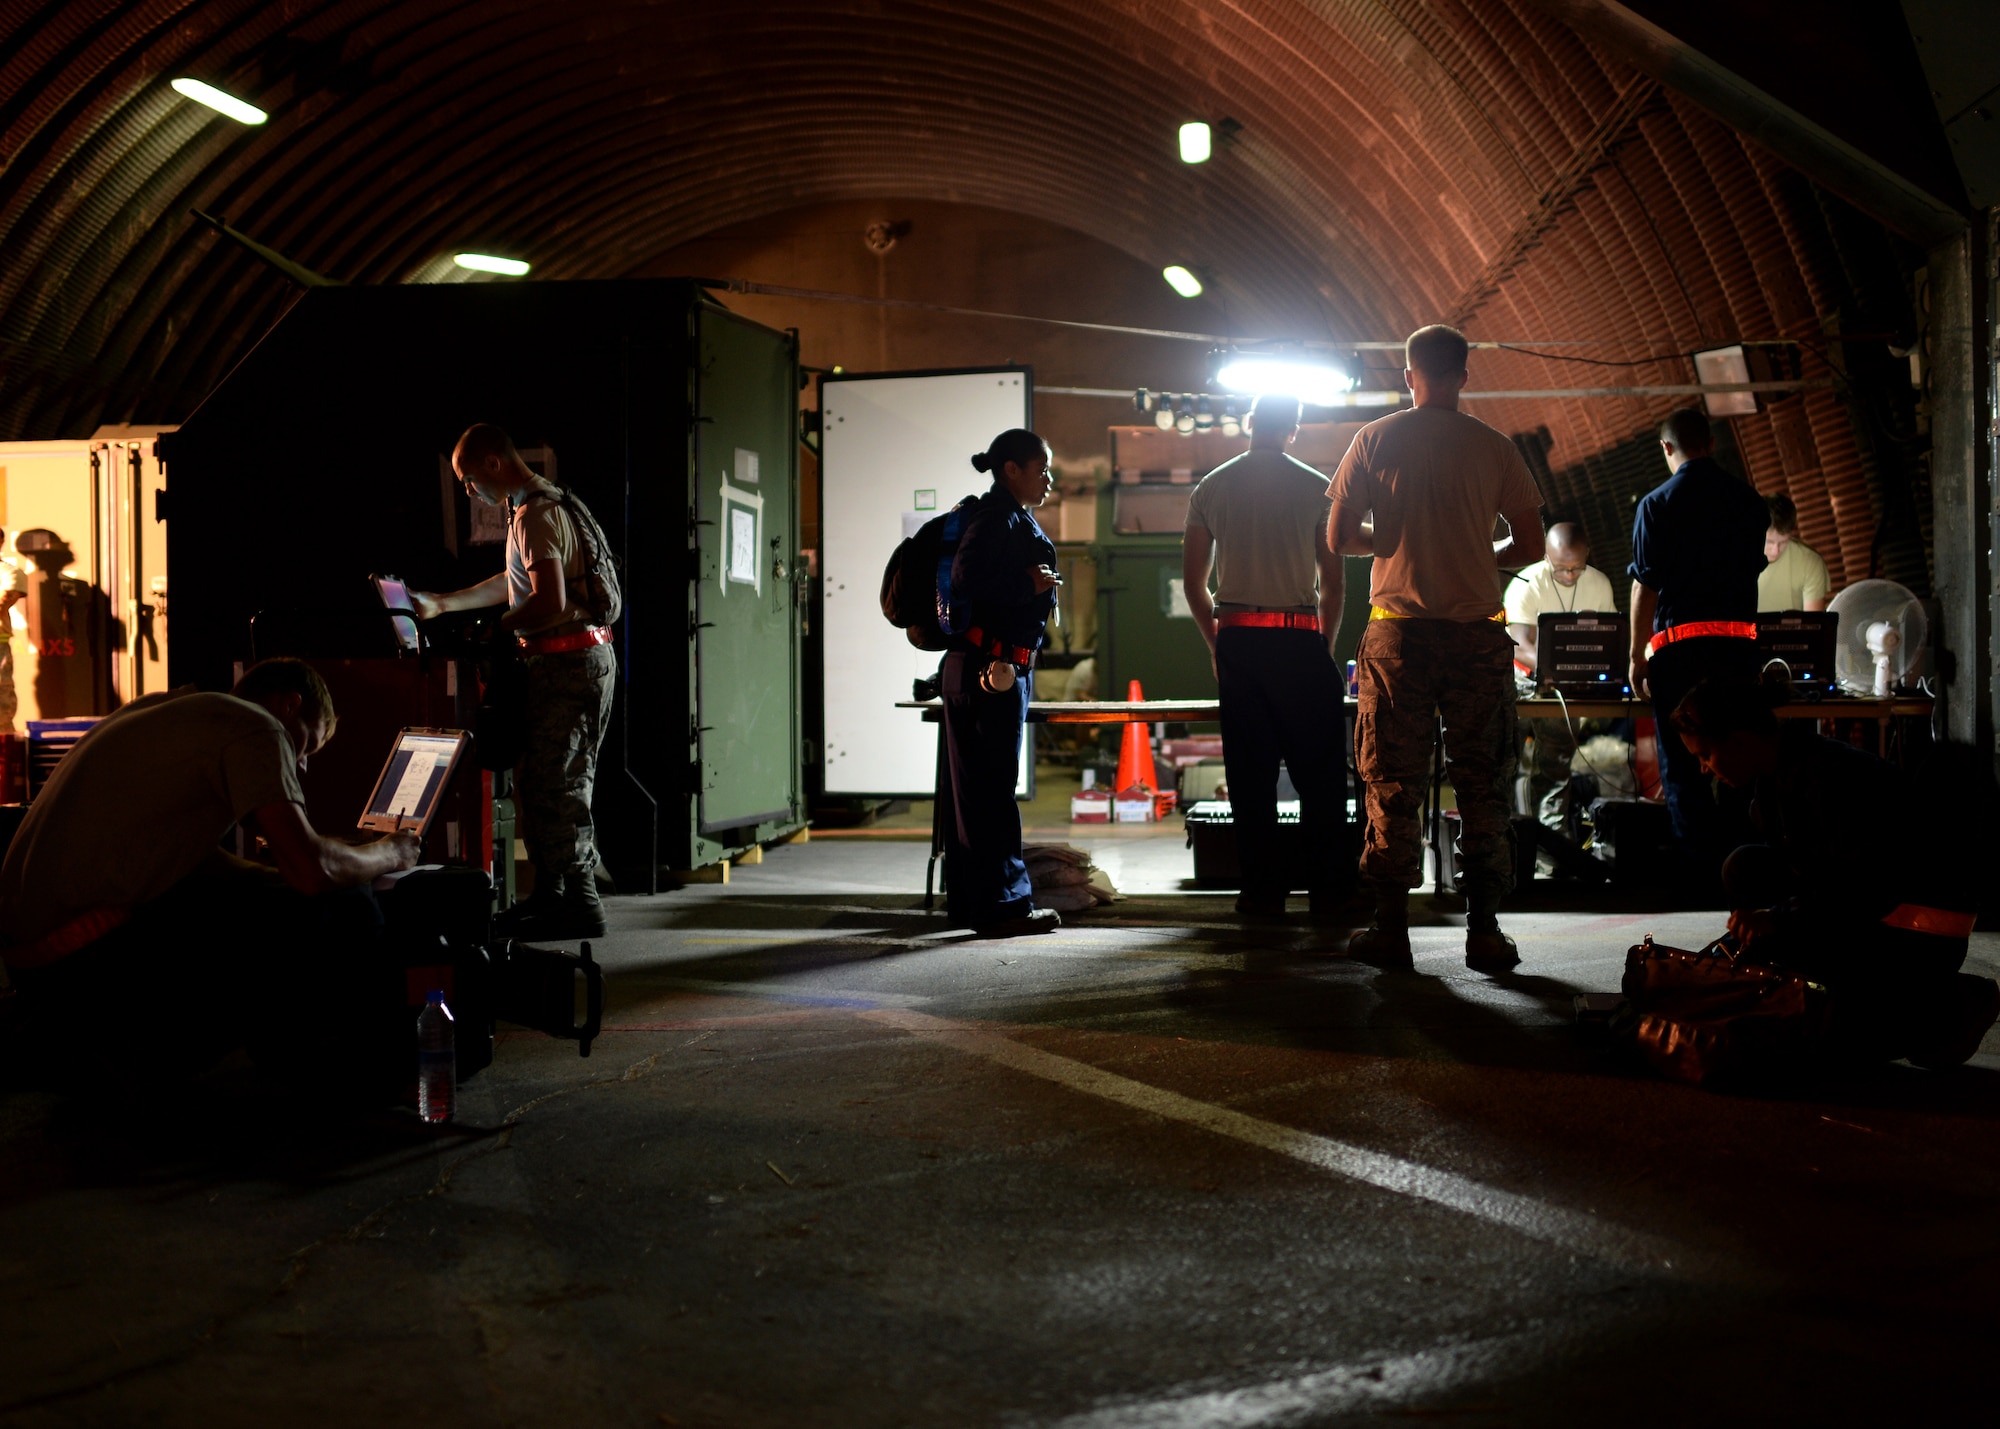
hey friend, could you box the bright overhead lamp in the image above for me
[1214,352,1357,408]
[454,253,531,277]
[1161,265,1203,298]
[1178,122,1212,164]
[170,78,268,125]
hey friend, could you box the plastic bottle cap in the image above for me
[427,989,446,1004]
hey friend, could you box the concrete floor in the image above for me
[6,821,2000,1427]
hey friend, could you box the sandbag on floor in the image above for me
[1024,844,1119,912]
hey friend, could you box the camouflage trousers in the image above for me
[1354,617,1518,895]
[520,642,616,886]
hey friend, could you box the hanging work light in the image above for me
[1212,348,1356,407]
[1161,265,1203,299]
[1174,396,1196,435]
[1219,398,1241,438]
[1179,122,1212,164]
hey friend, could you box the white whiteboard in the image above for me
[820,370,1032,796]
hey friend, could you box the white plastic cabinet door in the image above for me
[819,370,1032,797]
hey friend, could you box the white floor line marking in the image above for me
[1040,1326,1553,1428]
[864,1009,1715,1279]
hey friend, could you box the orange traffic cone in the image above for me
[1115,678,1159,794]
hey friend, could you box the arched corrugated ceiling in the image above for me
[0,0,1931,591]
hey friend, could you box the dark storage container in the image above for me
[159,280,804,890]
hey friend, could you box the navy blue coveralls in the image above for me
[939,484,1057,926]
[1628,455,1769,862]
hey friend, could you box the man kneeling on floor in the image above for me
[1671,676,2000,1067]
[0,658,420,1082]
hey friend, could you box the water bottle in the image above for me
[417,989,455,1124]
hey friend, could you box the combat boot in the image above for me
[1345,882,1413,970]
[493,875,564,940]
[1463,881,1520,973]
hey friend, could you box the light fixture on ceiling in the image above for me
[1174,396,1196,435]
[454,253,532,277]
[1161,265,1203,299]
[1692,344,1758,418]
[170,78,268,125]
[1212,349,1357,408]
[1178,122,1212,164]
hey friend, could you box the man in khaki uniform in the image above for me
[414,425,620,941]
[1329,325,1544,972]
[1757,494,1831,612]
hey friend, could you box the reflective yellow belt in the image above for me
[1369,605,1506,623]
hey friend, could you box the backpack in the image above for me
[519,487,622,626]
[880,496,980,651]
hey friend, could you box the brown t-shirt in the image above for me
[1329,406,1541,621]
[0,692,304,949]
[1184,448,1330,609]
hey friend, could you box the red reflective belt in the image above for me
[965,626,1035,666]
[1645,621,1758,657]
[1217,612,1320,633]
[1881,904,1978,938]
[517,625,613,656]
[2,906,132,973]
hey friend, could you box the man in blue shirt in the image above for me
[1627,408,1769,869]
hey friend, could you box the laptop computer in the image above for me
[357,728,470,836]
[1755,610,1839,692]
[370,573,422,654]
[1533,611,1631,696]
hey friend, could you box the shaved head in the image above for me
[1546,522,1589,561]
[1544,521,1591,587]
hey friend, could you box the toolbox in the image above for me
[1184,799,1360,892]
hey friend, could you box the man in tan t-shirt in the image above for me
[1183,393,1344,919]
[414,424,619,941]
[1328,324,1543,973]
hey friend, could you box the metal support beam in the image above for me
[1531,0,1967,246]
[1448,77,1659,326]
[1928,225,1991,754]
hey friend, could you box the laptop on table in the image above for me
[1532,612,1631,699]
[1754,611,1839,695]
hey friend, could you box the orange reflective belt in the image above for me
[965,626,1036,666]
[1,906,132,973]
[1218,611,1320,632]
[517,625,612,656]
[1369,606,1506,623]
[1645,620,1758,657]
[1881,904,1978,938]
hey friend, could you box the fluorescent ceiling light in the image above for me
[1215,354,1357,407]
[1161,265,1203,298]
[455,253,532,276]
[171,78,268,125]
[1178,122,1212,164]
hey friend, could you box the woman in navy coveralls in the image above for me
[940,429,1063,935]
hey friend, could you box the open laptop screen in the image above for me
[1535,611,1630,693]
[357,728,469,834]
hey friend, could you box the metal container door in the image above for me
[693,308,800,835]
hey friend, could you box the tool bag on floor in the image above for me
[1620,935,1827,1088]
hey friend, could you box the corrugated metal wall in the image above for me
[0,0,1932,590]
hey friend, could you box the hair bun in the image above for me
[971,452,992,472]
